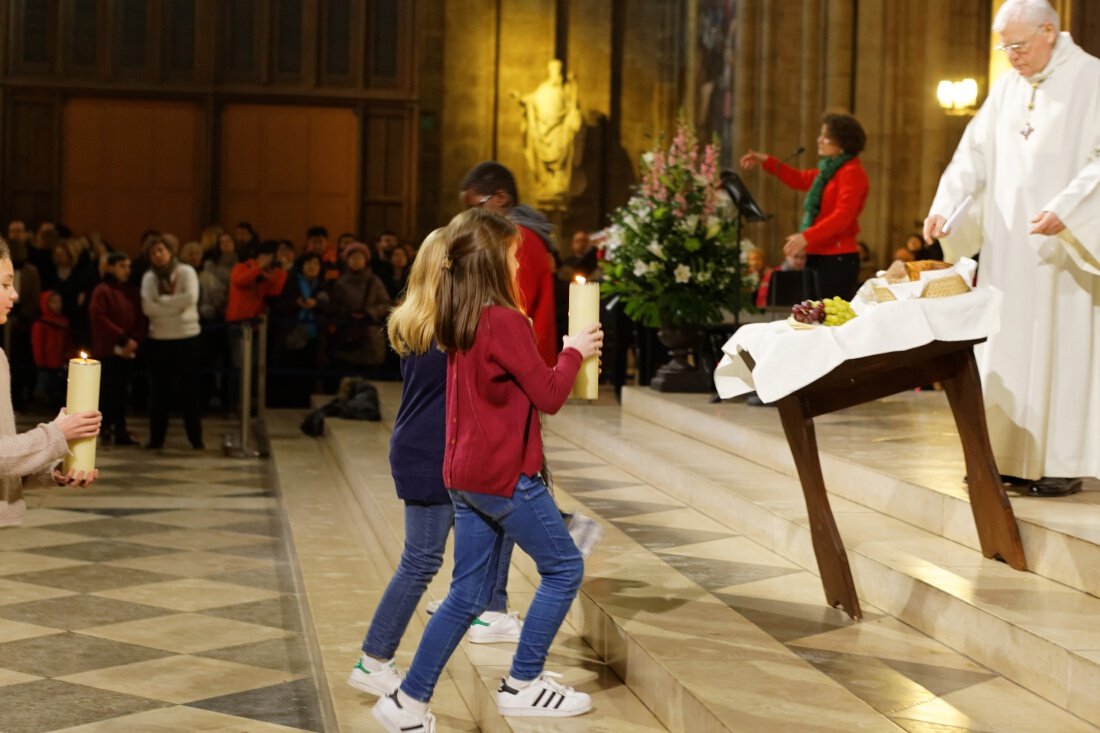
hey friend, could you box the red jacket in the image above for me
[515,224,557,366]
[443,306,581,497]
[31,292,73,369]
[89,276,145,358]
[226,260,288,322]
[764,155,868,256]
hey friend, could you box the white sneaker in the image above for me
[347,654,402,696]
[372,691,436,733]
[425,600,441,615]
[468,610,523,644]
[0,499,27,528]
[497,671,592,717]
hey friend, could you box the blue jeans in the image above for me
[360,500,513,660]
[400,474,584,702]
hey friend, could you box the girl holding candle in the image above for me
[0,241,101,527]
[372,208,602,732]
[348,229,521,700]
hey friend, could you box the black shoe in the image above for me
[1027,477,1083,497]
[114,433,139,447]
[963,474,1030,487]
[191,442,205,451]
[143,442,164,450]
[745,392,773,407]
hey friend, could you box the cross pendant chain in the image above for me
[1021,123,1035,140]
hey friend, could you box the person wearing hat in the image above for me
[328,241,391,377]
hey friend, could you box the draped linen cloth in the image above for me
[930,33,1100,479]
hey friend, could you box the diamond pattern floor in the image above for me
[1,418,324,733]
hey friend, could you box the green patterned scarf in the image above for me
[800,154,854,231]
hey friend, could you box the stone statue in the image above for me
[516,60,583,205]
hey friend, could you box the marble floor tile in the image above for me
[189,677,324,732]
[209,564,295,592]
[0,527,89,551]
[131,509,267,529]
[105,549,273,577]
[613,522,735,551]
[0,618,63,644]
[48,705,317,733]
[2,563,178,593]
[19,539,182,563]
[0,594,171,630]
[0,550,88,576]
[48,517,180,539]
[0,667,41,686]
[0,577,77,606]
[91,577,283,612]
[16,508,105,527]
[196,634,313,674]
[59,654,302,704]
[199,595,302,630]
[0,678,167,733]
[893,677,1099,732]
[80,611,289,654]
[660,535,801,567]
[0,630,172,676]
[122,526,276,551]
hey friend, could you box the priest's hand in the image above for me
[1030,211,1065,236]
[783,233,808,257]
[923,215,946,243]
[739,150,768,171]
[52,468,99,488]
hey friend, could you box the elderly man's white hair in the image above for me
[992,0,1060,33]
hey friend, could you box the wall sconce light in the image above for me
[937,78,979,115]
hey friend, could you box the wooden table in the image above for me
[741,338,1027,620]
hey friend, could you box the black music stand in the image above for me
[719,171,769,328]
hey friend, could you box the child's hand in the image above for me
[562,323,603,360]
[52,467,99,488]
[53,408,102,442]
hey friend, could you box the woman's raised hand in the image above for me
[563,323,604,361]
[53,408,102,442]
[739,150,768,171]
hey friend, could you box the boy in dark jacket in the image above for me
[89,253,145,445]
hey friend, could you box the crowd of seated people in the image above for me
[3,218,418,445]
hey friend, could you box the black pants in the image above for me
[99,354,133,436]
[147,336,203,447]
[806,252,861,300]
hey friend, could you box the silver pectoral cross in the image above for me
[1020,123,1035,140]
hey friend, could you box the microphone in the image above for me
[784,146,806,163]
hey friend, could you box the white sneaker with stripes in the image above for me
[496,672,592,717]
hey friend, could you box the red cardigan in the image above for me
[226,260,288,322]
[515,224,557,366]
[764,155,869,256]
[443,306,582,497]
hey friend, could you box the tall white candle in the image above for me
[568,276,600,400]
[63,353,100,474]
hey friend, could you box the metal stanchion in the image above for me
[257,313,268,419]
[224,322,260,458]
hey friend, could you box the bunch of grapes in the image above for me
[791,299,825,324]
[822,296,856,326]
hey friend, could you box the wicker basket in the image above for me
[872,285,897,302]
[920,274,969,299]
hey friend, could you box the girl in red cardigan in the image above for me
[372,209,602,732]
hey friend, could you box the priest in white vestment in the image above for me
[924,0,1100,497]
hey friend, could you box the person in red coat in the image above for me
[741,112,870,299]
[30,290,72,408]
[89,253,146,445]
[459,162,558,366]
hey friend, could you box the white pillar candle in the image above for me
[568,276,600,400]
[63,353,100,474]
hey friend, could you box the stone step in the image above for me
[618,386,1100,601]
[331,383,915,733]
[319,407,669,732]
[548,396,1100,729]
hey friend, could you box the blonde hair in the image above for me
[434,208,522,353]
[387,229,446,357]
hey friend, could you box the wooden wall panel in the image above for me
[361,108,411,240]
[62,98,202,253]
[4,97,61,225]
[219,104,358,244]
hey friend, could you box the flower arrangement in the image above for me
[600,115,757,329]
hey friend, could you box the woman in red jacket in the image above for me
[741,112,869,299]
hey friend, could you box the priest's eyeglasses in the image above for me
[995,26,1041,54]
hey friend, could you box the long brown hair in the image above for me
[434,208,522,352]
[387,228,445,357]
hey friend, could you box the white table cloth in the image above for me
[713,288,1003,402]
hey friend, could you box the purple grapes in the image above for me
[791,299,825,325]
